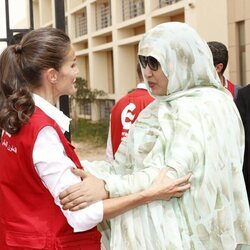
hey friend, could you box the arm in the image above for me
[103,168,190,219]
[60,102,200,209]
[60,168,191,214]
[103,110,201,198]
[33,126,103,232]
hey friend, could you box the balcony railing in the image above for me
[122,0,145,21]
[75,14,87,37]
[96,3,112,30]
[159,0,182,8]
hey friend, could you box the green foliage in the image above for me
[70,78,109,146]
[73,77,106,101]
[71,118,109,146]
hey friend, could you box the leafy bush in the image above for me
[71,118,109,146]
[73,77,106,101]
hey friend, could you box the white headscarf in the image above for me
[82,22,250,249]
[138,22,223,101]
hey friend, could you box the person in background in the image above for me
[0,27,191,249]
[106,63,154,161]
[60,22,250,249]
[208,41,239,98]
[235,85,250,205]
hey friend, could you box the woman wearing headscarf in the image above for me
[60,22,250,249]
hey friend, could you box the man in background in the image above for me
[106,63,154,161]
[235,86,250,205]
[208,41,239,98]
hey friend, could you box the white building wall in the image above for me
[29,0,249,119]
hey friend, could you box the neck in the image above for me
[32,88,58,106]
[219,74,226,86]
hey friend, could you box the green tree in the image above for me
[70,77,107,123]
[73,77,106,101]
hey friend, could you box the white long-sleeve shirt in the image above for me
[32,94,103,232]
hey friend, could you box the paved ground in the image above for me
[72,141,106,161]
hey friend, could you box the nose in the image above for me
[75,65,79,75]
[144,65,153,79]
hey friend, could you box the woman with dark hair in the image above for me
[0,27,191,249]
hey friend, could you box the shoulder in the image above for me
[171,89,230,116]
[237,84,250,96]
[235,85,250,104]
[30,107,56,126]
[111,94,131,113]
[26,107,57,135]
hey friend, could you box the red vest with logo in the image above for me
[0,107,101,249]
[110,88,154,155]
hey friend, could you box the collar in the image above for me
[137,82,148,90]
[32,94,71,133]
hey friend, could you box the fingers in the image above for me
[173,192,185,198]
[175,182,191,192]
[71,168,88,178]
[68,202,89,211]
[170,182,191,200]
[59,169,88,200]
[174,173,192,186]
[62,196,89,210]
[59,183,82,200]
[60,188,84,205]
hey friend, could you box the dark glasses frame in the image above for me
[138,55,159,71]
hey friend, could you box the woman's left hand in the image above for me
[144,168,191,201]
[59,168,109,211]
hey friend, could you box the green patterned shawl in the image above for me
[82,22,250,250]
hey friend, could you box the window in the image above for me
[122,0,144,21]
[96,2,111,30]
[79,100,91,116]
[75,12,87,37]
[100,99,115,120]
[159,0,181,8]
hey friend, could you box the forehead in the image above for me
[65,46,76,61]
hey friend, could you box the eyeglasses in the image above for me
[139,55,159,71]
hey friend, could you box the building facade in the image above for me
[32,0,250,121]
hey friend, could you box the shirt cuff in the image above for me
[63,200,104,233]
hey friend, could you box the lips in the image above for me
[148,81,155,89]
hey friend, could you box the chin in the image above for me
[152,90,160,96]
[69,87,77,95]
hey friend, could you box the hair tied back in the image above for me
[15,44,22,54]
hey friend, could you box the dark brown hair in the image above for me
[0,27,71,134]
[137,62,143,82]
[207,41,228,74]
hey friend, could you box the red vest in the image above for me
[227,80,235,97]
[110,88,154,155]
[0,107,101,249]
